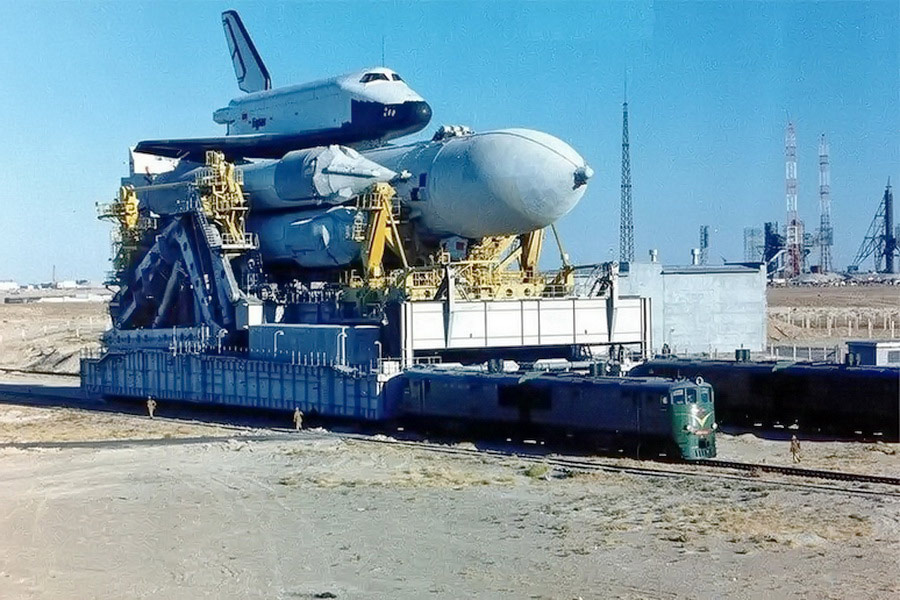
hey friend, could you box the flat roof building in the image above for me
[617,260,767,355]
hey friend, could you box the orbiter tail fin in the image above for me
[222,10,271,93]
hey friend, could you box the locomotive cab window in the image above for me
[686,389,697,403]
[699,388,711,403]
[672,389,685,405]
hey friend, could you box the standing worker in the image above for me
[293,407,303,431]
[146,397,157,419]
[790,435,801,463]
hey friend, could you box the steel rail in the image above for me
[334,434,900,498]
[693,458,900,486]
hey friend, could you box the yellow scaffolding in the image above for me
[98,185,144,279]
[343,201,574,302]
[195,151,256,251]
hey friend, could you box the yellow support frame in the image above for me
[341,187,574,302]
[196,151,255,251]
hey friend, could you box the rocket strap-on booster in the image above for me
[240,145,398,211]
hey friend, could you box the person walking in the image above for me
[790,435,801,463]
[146,397,157,419]
[293,407,303,431]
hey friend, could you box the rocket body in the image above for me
[136,129,591,269]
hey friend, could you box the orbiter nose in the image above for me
[426,129,592,238]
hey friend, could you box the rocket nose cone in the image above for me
[574,165,594,188]
[462,129,590,233]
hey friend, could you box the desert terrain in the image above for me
[0,398,897,600]
[767,284,900,345]
[0,300,108,374]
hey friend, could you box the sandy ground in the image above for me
[767,286,900,310]
[715,432,899,479]
[767,285,900,344]
[0,302,108,374]
[0,399,244,444]
[0,401,897,599]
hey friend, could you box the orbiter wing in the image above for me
[135,129,361,162]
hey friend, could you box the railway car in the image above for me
[630,359,899,440]
[400,368,717,460]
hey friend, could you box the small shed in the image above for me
[846,340,900,366]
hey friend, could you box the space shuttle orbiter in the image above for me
[136,11,432,161]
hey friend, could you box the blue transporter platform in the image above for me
[81,349,395,421]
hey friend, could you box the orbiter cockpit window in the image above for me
[360,73,390,83]
[392,74,403,81]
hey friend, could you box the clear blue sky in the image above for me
[0,1,896,282]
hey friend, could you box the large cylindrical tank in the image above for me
[362,128,592,239]
[247,206,362,268]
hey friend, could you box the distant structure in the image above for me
[699,225,710,265]
[850,179,897,273]
[888,181,897,273]
[817,134,833,273]
[743,227,764,262]
[784,122,804,277]
[619,91,634,264]
[764,221,785,276]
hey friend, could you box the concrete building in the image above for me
[846,341,900,366]
[618,259,767,355]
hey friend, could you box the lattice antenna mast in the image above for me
[699,225,709,265]
[818,134,833,272]
[885,179,896,273]
[619,88,634,263]
[784,122,803,277]
[850,179,896,273]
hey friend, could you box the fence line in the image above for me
[767,344,842,363]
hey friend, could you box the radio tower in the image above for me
[817,134,833,273]
[619,87,634,263]
[784,122,803,278]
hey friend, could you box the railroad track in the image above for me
[694,458,900,487]
[336,433,900,498]
[0,367,80,378]
[2,369,898,496]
